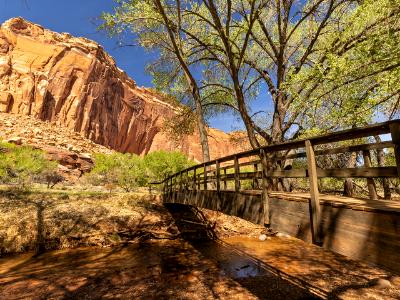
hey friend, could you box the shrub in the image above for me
[144,150,195,182]
[0,141,57,189]
[86,153,147,192]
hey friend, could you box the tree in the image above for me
[101,0,211,162]
[87,153,147,192]
[144,150,195,181]
[166,0,400,145]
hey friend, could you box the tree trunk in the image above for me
[154,0,210,162]
[343,151,357,197]
[193,90,210,162]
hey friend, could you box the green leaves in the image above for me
[144,150,195,181]
[87,151,194,191]
[88,153,147,192]
[101,0,400,145]
[0,141,57,187]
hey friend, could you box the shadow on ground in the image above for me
[165,203,322,300]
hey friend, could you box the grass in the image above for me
[0,186,172,254]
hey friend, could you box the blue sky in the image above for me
[0,0,248,132]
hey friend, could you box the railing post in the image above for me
[252,162,258,189]
[362,150,378,200]
[216,160,220,193]
[223,168,227,190]
[260,149,270,226]
[197,169,201,190]
[193,167,197,191]
[234,155,240,192]
[203,163,207,191]
[390,122,400,177]
[179,171,183,192]
[305,140,322,245]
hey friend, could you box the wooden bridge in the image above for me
[156,120,400,274]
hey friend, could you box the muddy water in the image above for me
[2,202,397,299]
[0,237,319,300]
[0,202,320,299]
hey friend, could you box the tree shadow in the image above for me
[165,203,323,300]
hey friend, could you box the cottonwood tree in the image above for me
[178,0,399,193]
[101,0,213,162]
[173,0,399,144]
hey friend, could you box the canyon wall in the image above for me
[0,17,247,162]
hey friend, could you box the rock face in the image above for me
[0,17,247,162]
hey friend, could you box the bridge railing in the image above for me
[155,120,400,243]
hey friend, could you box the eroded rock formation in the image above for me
[0,17,247,162]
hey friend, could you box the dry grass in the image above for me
[0,187,175,254]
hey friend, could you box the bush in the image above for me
[144,150,195,182]
[0,141,57,189]
[85,151,194,192]
[86,153,147,192]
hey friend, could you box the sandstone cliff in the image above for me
[0,17,247,162]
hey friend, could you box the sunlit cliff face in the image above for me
[0,17,247,161]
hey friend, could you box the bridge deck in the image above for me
[269,191,400,214]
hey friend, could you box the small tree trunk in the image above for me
[343,151,357,197]
[193,91,210,162]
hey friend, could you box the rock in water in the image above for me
[0,17,248,162]
[258,234,268,241]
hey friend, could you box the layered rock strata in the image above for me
[0,17,247,162]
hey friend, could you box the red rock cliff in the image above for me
[0,17,247,162]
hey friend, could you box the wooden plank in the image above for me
[305,140,322,245]
[252,163,258,189]
[362,150,378,200]
[260,149,270,226]
[220,164,235,171]
[390,122,400,177]
[217,167,398,181]
[315,141,394,156]
[268,142,395,162]
[186,169,189,190]
[239,159,261,168]
[234,155,240,192]
[193,167,197,191]
[203,163,207,191]
[223,168,227,190]
[318,167,398,178]
[216,160,221,193]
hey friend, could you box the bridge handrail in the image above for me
[154,119,399,184]
[157,119,400,244]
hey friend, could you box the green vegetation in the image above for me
[85,152,147,192]
[144,151,195,182]
[85,150,194,192]
[0,141,57,189]
[101,0,400,148]
[0,140,193,193]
